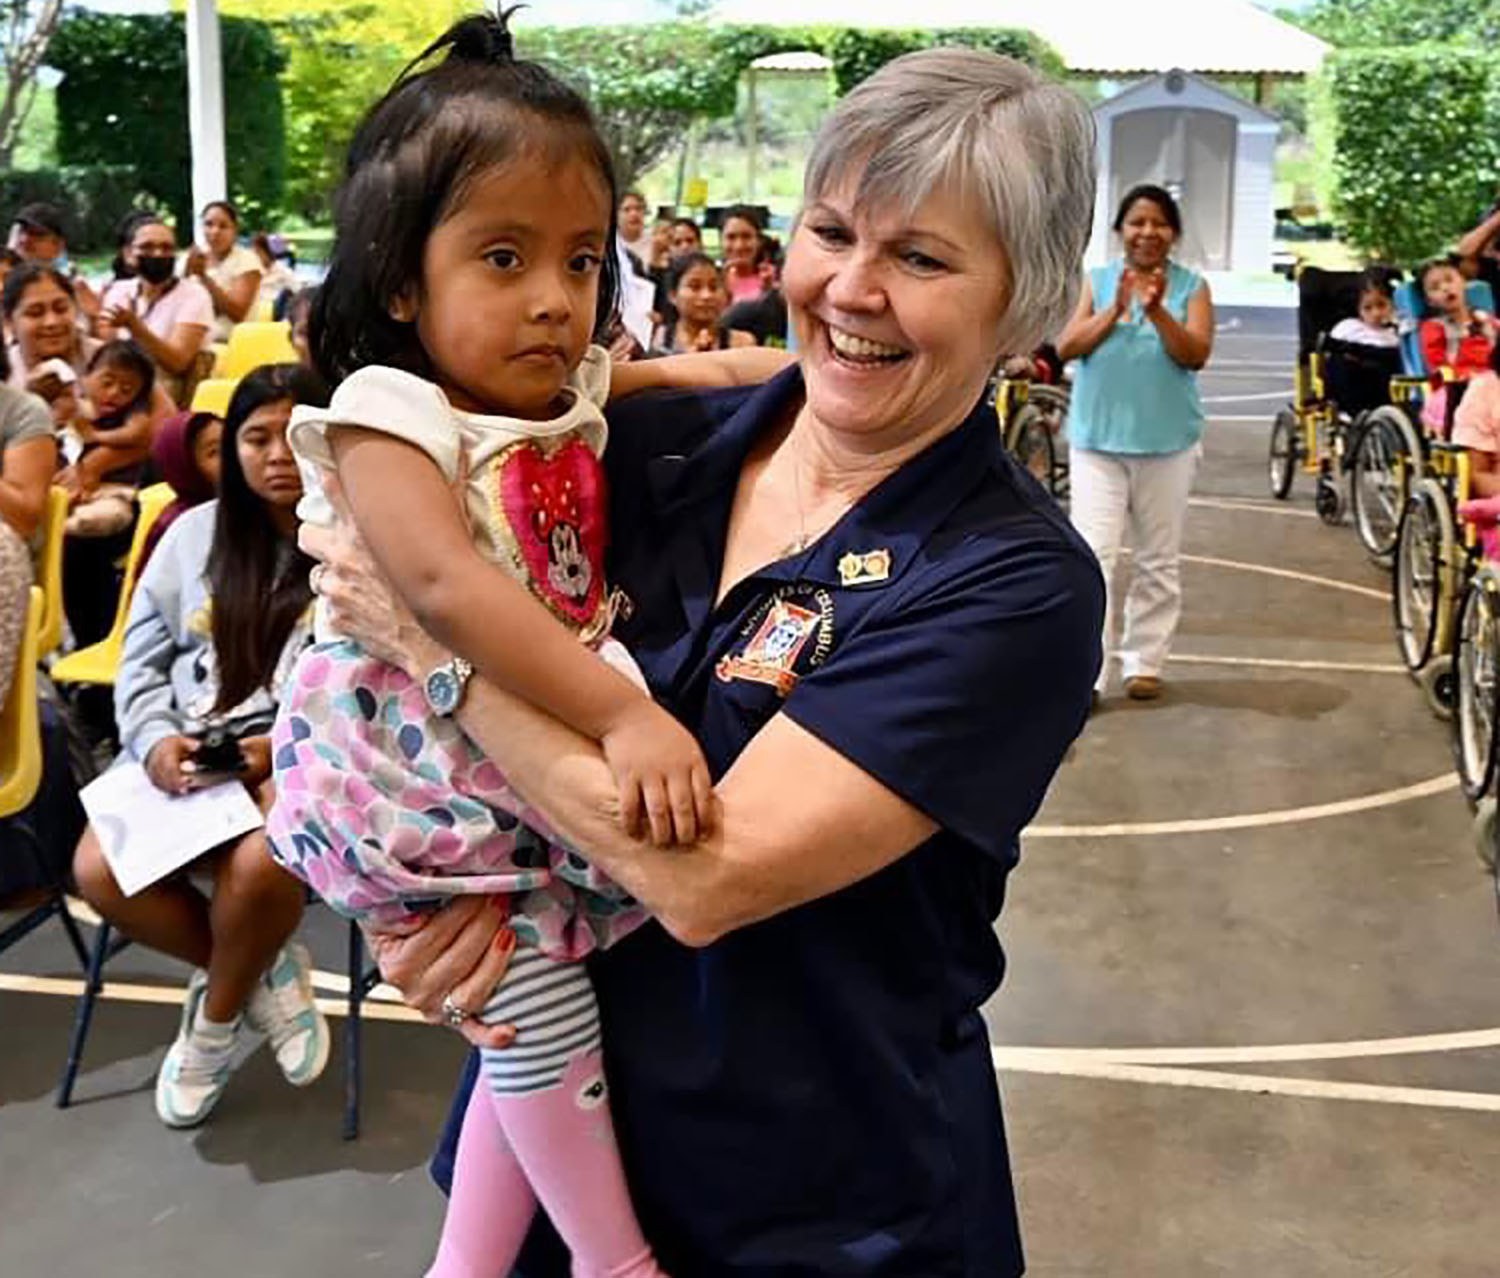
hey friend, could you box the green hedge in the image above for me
[0,166,148,254]
[1316,46,1500,262]
[824,27,1064,95]
[47,12,287,233]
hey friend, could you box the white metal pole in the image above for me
[746,69,758,203]
[186,0,227,225]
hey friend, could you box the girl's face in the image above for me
[12,277,78,361]
[650,222,671,257]
[202,206,237,257]
[618,194,647,241]
[193,418,224,489]
[236,399,302,508]
[1359,290,1394,329]
[403,153,611,420]
[670,223,702,260]
[84,362,145,421]
[1424,265,1466,317]
[673,263,728,326]
[722,216,761,271]
[1120,199,1177,270]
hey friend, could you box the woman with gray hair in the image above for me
[302,46,1101,1276]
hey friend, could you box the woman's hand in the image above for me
[600,698,715,846]
[145,735,198,795]
[184,247,208,278]
[1137,267,1167,317]
[100,304,140,337]
[361,897,518,1050]
[300,473,446,678]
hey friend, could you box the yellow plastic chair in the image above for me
[191,377,238,417]
[250,294,275,323]
[0,587,44,816]
[50,483,175,690]
[35,486,68,656]
[219,321,297,379]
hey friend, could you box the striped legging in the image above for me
[479,945,602,1095]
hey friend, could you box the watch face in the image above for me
[426,669,460,715]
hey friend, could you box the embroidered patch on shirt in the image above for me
[716,586,835,696]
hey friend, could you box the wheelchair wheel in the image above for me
[1392,477,1457,674]
[1315,474,1346,525]
[1454,564,1500,800]
[1351,407,1423,566]
[1419,654,1455,722]
[1006,403,1056,492]
[1268,409,1297,500]
[1476,795,1497,873]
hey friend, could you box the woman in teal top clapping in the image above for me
[1058,184,1214,703]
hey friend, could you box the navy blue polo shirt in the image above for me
[432,367,1103,1277]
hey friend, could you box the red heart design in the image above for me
[494,436,610,632]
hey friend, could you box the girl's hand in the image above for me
[145,735,198,795]
[361,897,518,1051]
[237,736,273,789]
[599,699,715,846]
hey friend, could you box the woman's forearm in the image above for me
[1056,305,1120,362]
[129,321,192,376]
[1148,306,1210,370]
[448,669,729,944]
[1458,209,1500,261]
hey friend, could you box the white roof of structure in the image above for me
[751,51,834,73]
[708,0,1329,76]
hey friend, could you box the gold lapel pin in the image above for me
[838,549,893,587]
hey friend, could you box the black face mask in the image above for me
[136,255,175,285]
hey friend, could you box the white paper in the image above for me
[81,762,265,897]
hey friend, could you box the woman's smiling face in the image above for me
[782,179,1011,443]
[13,276,79,363]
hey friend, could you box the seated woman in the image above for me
[184,201,263,344]
[72,363,332,1130]
[651,253,755,355]
[5,261,99,392]
[97,216,213,407]
[0,341,55,709]
[1324,272,1401,418]
[251,233,299,315]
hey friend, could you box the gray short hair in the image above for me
[804,48,1097,353]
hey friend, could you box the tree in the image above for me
[1289,0,1500,46]
[519,25,799,189]
[0,0,62,169]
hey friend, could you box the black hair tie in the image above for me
[446,6,522,64]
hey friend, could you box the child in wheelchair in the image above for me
[1453,342,1500,498]
[1324,272,1401,417]
[1416,256,1497,435]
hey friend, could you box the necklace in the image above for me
[778,429,845,559]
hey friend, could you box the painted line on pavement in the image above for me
[1026,772,1458,838]
[1167,652,1405,675]
[1188,496,1317,518]
[1180,552,1388,601]
[1203,390,1298,404]
[994,1026,1500,1066]
[991,1051,1500,1114]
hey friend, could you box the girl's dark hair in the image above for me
[1357,269,1395,301]
[2,260,75,318]
[202,199,240,226]
[670,216,702,240]
[0,247,21,269]
[1418,257,1462,292]
[86,340,156,418]
[310,8,620,386]
[208,362,330,713]
[720,204,765,236]
[1113,183,1183,235]
[667,251,721,293]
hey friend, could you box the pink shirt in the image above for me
[725,267,764,304]
[1454,371,1500,454]
[98,276,213,348]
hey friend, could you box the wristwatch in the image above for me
[423,656,474,717]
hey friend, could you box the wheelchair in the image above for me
[993,356,1070,501]
[1269,267,1413,537]
[1348,277,1496,565]
[1449,497,1500,870]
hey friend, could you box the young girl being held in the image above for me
[61,339,157,536]
[268,13,783,1277]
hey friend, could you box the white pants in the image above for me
[1069,444,1200,691]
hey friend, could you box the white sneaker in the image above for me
[156,971,240,1129]
[245,942,330,1087]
